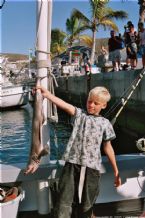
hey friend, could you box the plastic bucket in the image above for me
[0,187,24,218]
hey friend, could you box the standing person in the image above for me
[82,51,89,63]
[101,46,109,64]
[138,22,145,68]
[124,23,138,69]
[108,30,122,71]
[34,85,121,218]
[84,58,91,75]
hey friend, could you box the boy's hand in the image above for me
[34,86,49,98]
[114,174,121,187]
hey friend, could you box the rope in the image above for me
[37,60,50,69]
[53,125,59,165]
[36,49,51,55]
[46,69,60,164]
[47,70,58,123]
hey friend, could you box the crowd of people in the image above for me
[59,21,145,75]
[107,21,145,71]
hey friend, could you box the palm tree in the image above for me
[65,14,87,47]
[51,28,67,56]
[72,0,128,64]
[138,0,145,23]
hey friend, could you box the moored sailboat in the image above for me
[0,59,29,109]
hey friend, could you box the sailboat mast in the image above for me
[36,1,53,215]
[37,0,52,119]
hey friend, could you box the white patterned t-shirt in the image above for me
[63,108,116,171]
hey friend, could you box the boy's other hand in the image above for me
[114,174,121,187]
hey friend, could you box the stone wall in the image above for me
[56,69,145,111]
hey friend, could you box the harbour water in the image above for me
[1,106,32,164]
[0,104,72,164]
[0,104,140,165]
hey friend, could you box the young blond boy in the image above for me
[32,86,121,218]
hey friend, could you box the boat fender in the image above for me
[136,138,145,152]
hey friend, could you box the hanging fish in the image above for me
[25,87,50,174]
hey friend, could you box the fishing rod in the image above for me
[111,68,145,125]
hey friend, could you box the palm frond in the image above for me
[89,0,109,19]
[71,9,90,23]
[104,8,128,20]
[79,35,93,47]
[97,20,119,32]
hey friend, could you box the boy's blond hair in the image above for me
[89,86,111,103]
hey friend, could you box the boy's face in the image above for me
[86,94,107,115]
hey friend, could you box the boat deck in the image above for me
[18,198,144,218]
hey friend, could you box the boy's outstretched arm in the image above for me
[103,141,121,187]
[36,86,76,116]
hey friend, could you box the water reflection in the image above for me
[1,106,32,163]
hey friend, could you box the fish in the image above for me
[25,85,50,174]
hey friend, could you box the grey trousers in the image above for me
[53,162,100,218]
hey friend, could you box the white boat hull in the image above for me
[0,154,145,213]
[96,154,145,204]
[0,85,29,108]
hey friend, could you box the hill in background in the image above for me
[1,53,29,62]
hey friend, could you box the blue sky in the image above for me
[0,0,139,55]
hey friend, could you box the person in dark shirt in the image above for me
[124,23,138,69]
[108,30,122,71]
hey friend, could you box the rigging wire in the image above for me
[104,70,145,118]
[105,78,138,117]
[105,69,145,124]
[111,69,145,125]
